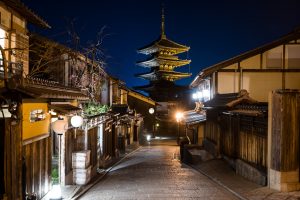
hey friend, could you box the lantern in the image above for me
[71,115,83,128]
[148,108,155,114]
[52,119,68,134]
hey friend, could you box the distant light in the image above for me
[192,93,197,99]
[149,108,155,114]
[192,91,203,100]
[203,89,210,99]
[146,135,151,141]
[156,123,159,127]
[175,111,183,122]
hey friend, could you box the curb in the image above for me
[70,146,142,200]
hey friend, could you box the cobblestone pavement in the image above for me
[80,143,239,200]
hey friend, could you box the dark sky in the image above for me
[24,0,300,89]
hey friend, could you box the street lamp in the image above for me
[175,111,183,142]
[71,115,83,138]
[149,107,155,138]
[51,118,68,191]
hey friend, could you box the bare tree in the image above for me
[28,23,109,102]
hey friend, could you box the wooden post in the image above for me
[269,90,300,191]
[58,133,66,186]
[267,92,272,187]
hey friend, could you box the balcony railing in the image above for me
[0,59,23,79]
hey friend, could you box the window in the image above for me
[30,109,46,122]
[286,45,300,69]
[266,46,282,68]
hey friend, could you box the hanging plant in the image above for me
[83,102,109,117]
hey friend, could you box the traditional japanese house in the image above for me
[0,1,52,199]
[134,8,192,137]
[190,28,300,191]
[29,35,131,188]
[190,28,300,102]
[126,88,156,142]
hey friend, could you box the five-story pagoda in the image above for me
[134,8,191,102]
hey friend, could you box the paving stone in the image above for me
[80,145,238,200]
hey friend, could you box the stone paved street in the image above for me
[80,141,239,200]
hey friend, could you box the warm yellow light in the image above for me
[175,112,183,122]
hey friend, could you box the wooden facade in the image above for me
[219,113,268,170]
[23,136,52,199]
[202,93,269,183]
[3,119,23,200]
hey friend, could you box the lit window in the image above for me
[266,46,282,68]
[286,45,300,69]
[30,109,46,122]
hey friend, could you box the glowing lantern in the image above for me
[52,119,68,134]
[148,108,155,114]
[71,115,83,128]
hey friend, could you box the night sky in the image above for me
[24,0,300,89]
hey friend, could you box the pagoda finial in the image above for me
[161,3,166,39]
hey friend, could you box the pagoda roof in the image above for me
[137,56,191,68]
[133,80,188,92]
[136,70,191,81]
[137,37,190,55]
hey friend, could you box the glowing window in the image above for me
[30,109,46,122]
[266,46,282,68]
[286,45,300,69]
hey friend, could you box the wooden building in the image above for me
[0,1,51,199]
[190,28,300,102]
[190,28,300,191]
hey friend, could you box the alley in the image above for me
[80,141,238,200]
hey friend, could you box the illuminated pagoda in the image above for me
[134,8,191,102]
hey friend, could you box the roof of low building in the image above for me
[204,90,262,109]
[181,110,206,125]
[190,28,300,87]
[2,0,50,28]
[16,78,89,100]
[48,103,82,114]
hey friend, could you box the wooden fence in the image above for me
[205,111,268,172]
[23,136,51,199]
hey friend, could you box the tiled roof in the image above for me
[204,93,239,108]
[138,37,190,55]
[48,103,82,114]
[2,0,50,28]
[190,28,300,87]
[182,110,206,125]
[135,70,191,81]
[137,56,191,68]
[16,78,89,100]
